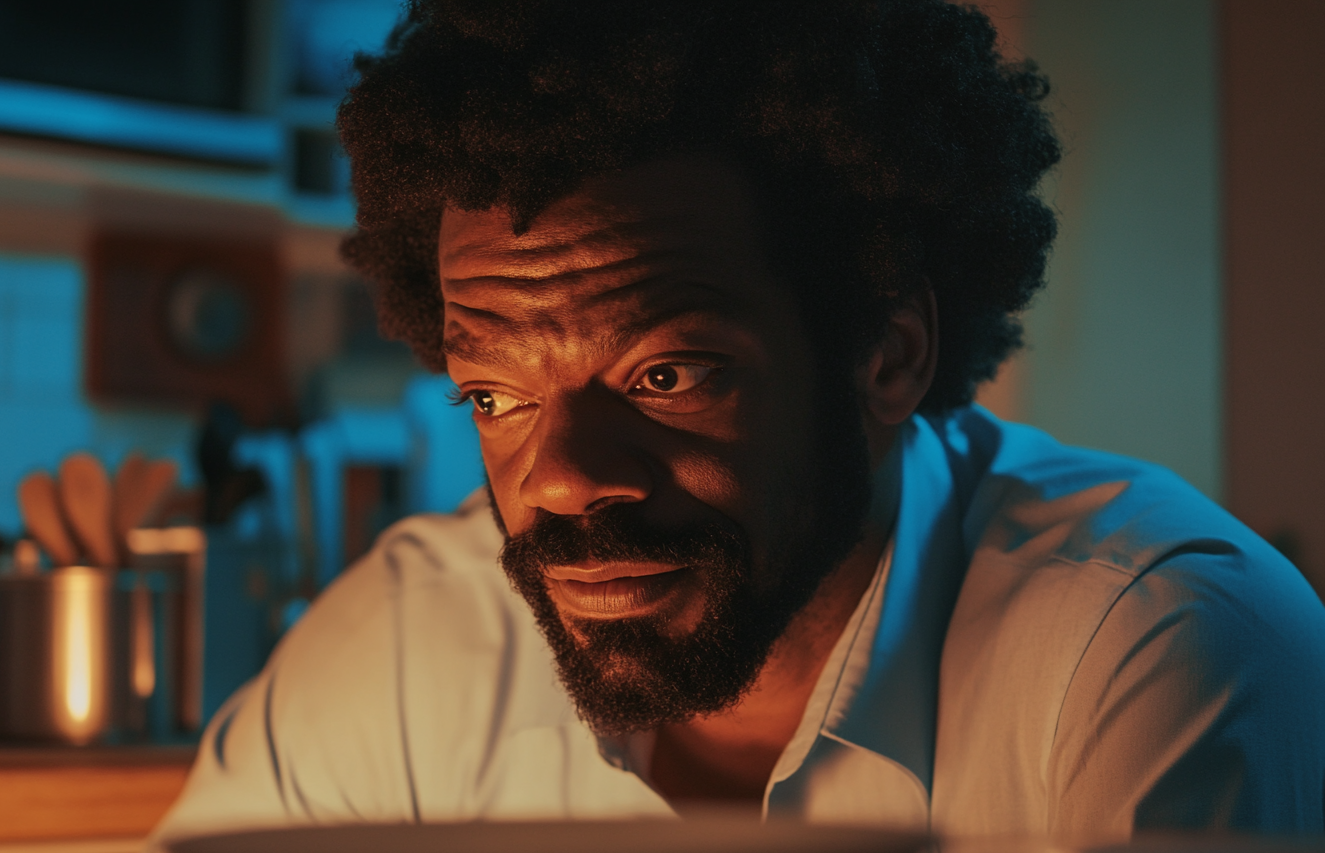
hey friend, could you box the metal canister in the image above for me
[0,566,113,744]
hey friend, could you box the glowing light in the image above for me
[132,584,156,699]
[63,572,93,724]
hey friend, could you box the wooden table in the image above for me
[0,746,194,844]
[0,841,142,853]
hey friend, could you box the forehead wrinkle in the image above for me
[445,280,736,377]
[450,274,730,341]
[442,250,685,306]
[440,217,677,285]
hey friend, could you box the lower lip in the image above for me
[549,570,689,618]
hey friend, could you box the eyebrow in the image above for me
[442,326,525,372]
[589,272,731,329]
[442,280,737,371]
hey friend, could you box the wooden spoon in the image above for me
[114,455,179,561]
[113,452,148,563]
[138,459,179,528]
[113,453,148,533]
[58,453,117,569]
[17,471,79,567]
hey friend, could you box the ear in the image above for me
[858,288,938,450]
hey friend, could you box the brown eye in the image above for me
[636,364,712,394]
[469,389,526,417]
[647,365,678,391]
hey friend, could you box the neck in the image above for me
[649,440,903,809]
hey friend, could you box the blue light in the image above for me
[0,79,283,165]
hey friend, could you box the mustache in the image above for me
[499,504,751,578]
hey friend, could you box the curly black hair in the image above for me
[338,0,1060,412]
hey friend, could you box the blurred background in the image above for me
[972,0,1325,608]
[0,0,488,736]
[0,0,1320,744]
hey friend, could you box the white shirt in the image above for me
[152,407,1325,847]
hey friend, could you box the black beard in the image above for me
[501,506,762,735]
[494,390,873,736]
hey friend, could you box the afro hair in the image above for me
[338,0,1061,412]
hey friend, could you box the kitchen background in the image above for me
[0,0,488,729]
[0,0,1321,738]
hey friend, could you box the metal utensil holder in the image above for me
[118,527,206,741]
[0,527,206,744]
[0,566,113,744]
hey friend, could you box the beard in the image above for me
[495,388,874,736]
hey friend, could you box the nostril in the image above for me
[584,494,643,514]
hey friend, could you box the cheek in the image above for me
[666,434,801,560]
[477,429,536,534]
[669,448,743,513]
[673,392,820,559]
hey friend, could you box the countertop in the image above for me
[0,746,194,845]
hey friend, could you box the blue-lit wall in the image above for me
[1028,0,1221,501]
[0,253,198,538]
[978,0,1223,502]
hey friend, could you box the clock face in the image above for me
[88,230,289,425]
[165,268,253,363]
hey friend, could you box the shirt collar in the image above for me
[766,534,895,793]
[599,414,970,798]
[820,414,971,793]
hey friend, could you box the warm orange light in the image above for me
[132,584,156,699]
[62,571,94,724]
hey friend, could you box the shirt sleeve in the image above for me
[145,542,415,850]
[147,498,529,848]
[144,671,298,850]
[1046,545,1325,839]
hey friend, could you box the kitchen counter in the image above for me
[0,746,194,844]
[0,841,141,853]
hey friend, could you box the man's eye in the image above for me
[468,389,526,417]
[634,364,713,394]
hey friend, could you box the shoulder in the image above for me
[928,406,1251,577]
[271,491,509,686]
[931,407,1325,834]
[1045,513,1325,833]
[936,406,1324,681]
[220,493,550,819]
[156,492,608,839]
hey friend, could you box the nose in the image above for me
[518,387,653,516]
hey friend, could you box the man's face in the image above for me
[440,158,872,734]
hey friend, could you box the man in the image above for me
[155,0,1325,845]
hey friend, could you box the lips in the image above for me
[545,561,690,618]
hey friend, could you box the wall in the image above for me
[975,0,1325,594]
[1223,0,1325,593]
[1019,0,1223,501]
[0,252,198,537]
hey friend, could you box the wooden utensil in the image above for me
[114,455,179,562]
[17,472,79,567]
[138,459,179,528]
[112,452,148,540]
[12,539,41,576]
[58,453,117,569]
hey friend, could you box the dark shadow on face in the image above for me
[495,371,872,736]
[446,156,878,734]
